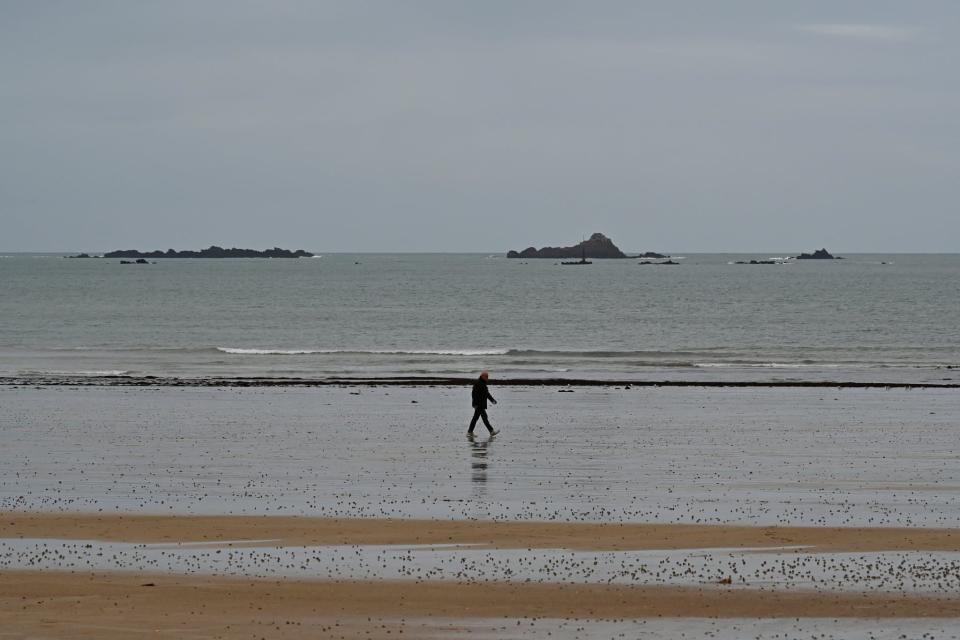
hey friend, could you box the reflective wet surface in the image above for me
[370,618,960,640]
[1,385,958,526]
[2,538,959,595]
[469,435,491,490]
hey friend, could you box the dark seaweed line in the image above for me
[1,375,958,390]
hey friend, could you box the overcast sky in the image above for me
[2,1,957,252]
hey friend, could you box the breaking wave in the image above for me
[694,362,847,369]
[21,369,131,376]
[216,347,511,356]
[212,348,918,369]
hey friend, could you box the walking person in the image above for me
[468,371,500,437]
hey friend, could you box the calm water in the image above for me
[1,253,958,382]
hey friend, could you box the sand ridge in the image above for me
[2,513,959,552]
[2,570,960,640]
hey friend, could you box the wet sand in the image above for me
[3,385,958,526]
[3,512,960,552]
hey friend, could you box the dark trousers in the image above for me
[468,407,493,433]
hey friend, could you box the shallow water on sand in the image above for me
[378,618,960,640]
[4,538,959,595]
[1,385,956,526]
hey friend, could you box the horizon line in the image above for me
[3,249,960,256]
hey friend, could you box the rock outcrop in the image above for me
[795,248,839,260]
[103,246,314,258]
[507,233,628,259]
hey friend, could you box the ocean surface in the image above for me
[1,252,958,383]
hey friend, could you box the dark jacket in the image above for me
[471,377,495,409]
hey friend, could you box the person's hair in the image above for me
[480,370,489,379]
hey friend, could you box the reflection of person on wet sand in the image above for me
[468,371,499,437]
[469,437,489,486]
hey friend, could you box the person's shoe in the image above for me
[467,431,476,438]
[489,429,500,437]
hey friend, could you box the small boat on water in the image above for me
[561,245,592,265]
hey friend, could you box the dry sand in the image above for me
[2,571,959,639]
[3,512,959,552]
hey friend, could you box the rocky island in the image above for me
[89,246,315,259]
[507,233,664,259]
[795,248,841,260]
[735,249,844,264]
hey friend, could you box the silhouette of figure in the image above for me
[468,371,499,436]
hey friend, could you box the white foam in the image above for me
[372,349,509,356]
[75,370,130,376]
[217,347,509,356]
[24,369,130,376]
[694,362,845,369]
[217,348,326,355]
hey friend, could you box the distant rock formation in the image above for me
[66,253,94,258]
[102,246,314,259]
[795,248,839,260]
[507,233,629,259]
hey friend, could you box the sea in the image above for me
[1,252,958,384]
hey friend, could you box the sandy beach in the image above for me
[2,384,959,637]
[4,571,960,639]
[3,515,960,638]
[4,512,960,552]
